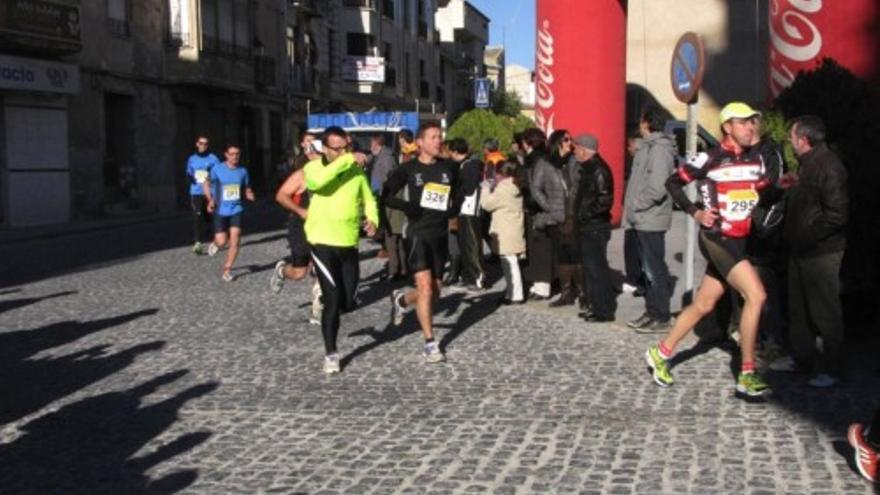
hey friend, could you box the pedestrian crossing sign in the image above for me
[475,78,490,108]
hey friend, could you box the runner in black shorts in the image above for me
[644,102,772,399]
[383,121,458,363]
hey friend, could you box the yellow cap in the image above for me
[719,102,761,123]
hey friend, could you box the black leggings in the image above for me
[458,215,484,284]
[191,196,212,243]
[311,244,360,354]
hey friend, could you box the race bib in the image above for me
[222,184,241,201]
[420,182,451,211]
[194,170,208,184]
[723,189,759,220]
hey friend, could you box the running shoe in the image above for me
[270,260,286,294]
[848,423,878,483]
[323,353,341,374]
[627,313,652,329]
[735,372,771,397]
[390,289,407,326]
[221,271,234,283]
[645,345,674,388]
[207,242,219,257]
[310,283,322,326]
[192,242,203,255]
[423,341,445,363]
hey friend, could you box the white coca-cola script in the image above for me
[769,0,823,97]
[535,19,556,134]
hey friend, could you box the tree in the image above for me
[492,90,523,118]
[447,109,534,156]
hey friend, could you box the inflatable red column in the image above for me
[535,0,628,224]
[769,0,880,97]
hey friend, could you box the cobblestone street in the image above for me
[1,209,878,494]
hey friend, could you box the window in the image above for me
[382,0,395,19]
[286,25,296,68]
[347,33,374,56]
[169,0,192,46]
[233,0,250,57]
[201,0,217,51]
[217,0,234,54]
[200,0,251,57]
[107,0,129,37]
[343,0,375,7]
[328,29,336,76]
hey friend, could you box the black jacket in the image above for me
[783,143,848,257]
[574,154,614,231]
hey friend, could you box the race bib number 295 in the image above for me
[420,182,450,211]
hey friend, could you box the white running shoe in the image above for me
[621,282,638,294]
[192,242,203,255]
[310,283,323,325]
[221,271,234,282]
[323,353,341,374]
[423,341,445,363]
[390,289,406,326]
[270,260,286,294]
[207,242,219,257]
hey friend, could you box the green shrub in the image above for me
[447,109,534,156]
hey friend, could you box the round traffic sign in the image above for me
[670,32,705,104]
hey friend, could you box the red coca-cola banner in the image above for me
[536,0,627,224]
[769,0,879,98]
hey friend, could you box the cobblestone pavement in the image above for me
[1,210,878,494]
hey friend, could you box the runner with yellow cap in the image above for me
[644,101,773,398]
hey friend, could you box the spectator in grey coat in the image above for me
[624,106,677,332]
[519,127,566,300]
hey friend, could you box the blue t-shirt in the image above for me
[210,162,250,217]
[186,152,221,196]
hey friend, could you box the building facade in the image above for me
[0,0,487,227]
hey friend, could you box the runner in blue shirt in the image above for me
[203,144,255,282]
[185,135,221,254]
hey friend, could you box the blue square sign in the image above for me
[475,78,490,108]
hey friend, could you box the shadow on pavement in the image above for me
[240,233,287,247]
[0,370,218,494]
[0,200,287,289]
[0,308,161,427]
[0,290,77,315]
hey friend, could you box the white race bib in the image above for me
[722,189,758,220]
[420,182,451,211]
[222,184,241,201]
[194,170,208,184]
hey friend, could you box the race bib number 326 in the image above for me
[420,182,451,211]
[222,184,241,201]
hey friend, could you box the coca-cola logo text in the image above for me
[769,0,823,97]
[535,19,556,134]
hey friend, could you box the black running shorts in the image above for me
[405,234,448,280]
[699,230,747,280]
[213,213,242,233]
[287,216,310,268]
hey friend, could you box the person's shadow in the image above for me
[0,290,77,315]
[0,370,218,494]
[0,309,162,427]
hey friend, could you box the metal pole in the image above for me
[683,99,699,305]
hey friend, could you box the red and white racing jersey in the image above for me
[675,142,770,238]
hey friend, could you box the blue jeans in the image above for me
[636,230,672,322]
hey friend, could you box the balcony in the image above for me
[0,0,83,55]
[289,64,317,94]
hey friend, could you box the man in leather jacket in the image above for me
[572,135,616,322]
[783,115,848,388]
